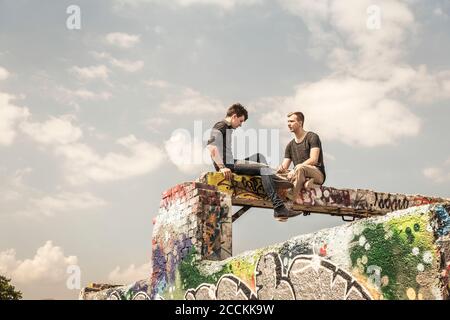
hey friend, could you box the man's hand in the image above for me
[277,165,287,174]
[220,167,232,181]
[287,170,295,181]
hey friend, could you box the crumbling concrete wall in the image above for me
[150,182,233,299]
[82,202,450,300]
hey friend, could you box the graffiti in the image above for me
[255,253,295,300]
[186,275,257,300]
[151,232,193,298]
[202,205,230,258]
[373,193,410,211]
[104,280,151,300]
[434,205,450,237]
[106,290,150,300]
[350,210,441,300]
[216,175,268,200]
[185,253,371,300]
[132,292,151,300]
[81,174,450,300]
[151,181,232,299]
[320,187,352,207]
[297,187,352,207]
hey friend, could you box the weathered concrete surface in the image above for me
[200,172,450,218]
[82,202,450,300]
[81,173,450,300]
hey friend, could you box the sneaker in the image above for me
[274,205,303,222]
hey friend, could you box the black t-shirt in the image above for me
[284,132,326,181]
[207,120,234,171]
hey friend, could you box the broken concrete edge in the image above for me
[81,203,450,300]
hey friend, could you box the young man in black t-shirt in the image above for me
[207,103,296,220]
[277,112,326,203]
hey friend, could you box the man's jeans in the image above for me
[232,153,284,209]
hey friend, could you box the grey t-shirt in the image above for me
[284,132,326,181]
[207,120,234,170]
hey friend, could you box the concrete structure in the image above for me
[80,173,450,300]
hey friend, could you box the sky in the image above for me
[0,0,450,299]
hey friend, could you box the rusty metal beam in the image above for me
[232,205,252,222]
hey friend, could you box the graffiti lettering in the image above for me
[185,253,371,300]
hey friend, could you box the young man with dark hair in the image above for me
[277,112,326,203]
[207,103,296,221]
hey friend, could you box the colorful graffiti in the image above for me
[350,215,439,299]
[201,172,449,215]
[204,173,269,201]
[185,253,371,300]
[150,182,232,299]
[80,177,450,301]
[181,205,449,300]
[79,280,151,300]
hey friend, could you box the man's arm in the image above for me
[300,133,321,166]
[207,144,225,168]
[301,147,320,166]
[207,144,232,180]
[277,158,292,173]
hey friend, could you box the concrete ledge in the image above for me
[200,172,450,218]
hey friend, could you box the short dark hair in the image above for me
[226,103,248,121]
[287,111,304,124]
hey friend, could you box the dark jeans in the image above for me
[231,153,284,209]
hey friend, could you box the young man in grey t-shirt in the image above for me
[277,112,326,203]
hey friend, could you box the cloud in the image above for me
[161,88,224,115]
[165,130,211,173]
[0,66,10,80]
[108,262,151,284]
[143,117,170,133]
[109,58,144,72]
[20,115,83,145]
[57,87,112,102]
[92,52,144,73]
[434,7,448,18]
[0,241,77,284]
[114,0,262,10]
[0,92,30,146]
[423,160,450,183]
[258,76,421,147]
[0,167,33,203]
[0,168,107,217]
[257,0,450,147]
[32,192,107,217]
[408,67,450,104]
[69,65,110,81]
[144,79,170,89]
[105,32,141,48]
[55,135,165,185]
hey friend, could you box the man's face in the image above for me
[230,114,246,129]
[287,115,301,132]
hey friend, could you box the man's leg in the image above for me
[234,153,294,220]
[290,164,324,203]
[234,153,283,207]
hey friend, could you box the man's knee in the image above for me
[258,153,267,163]
[250,153,267,164]
[260,166,272,176]
[295,164,308,175]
